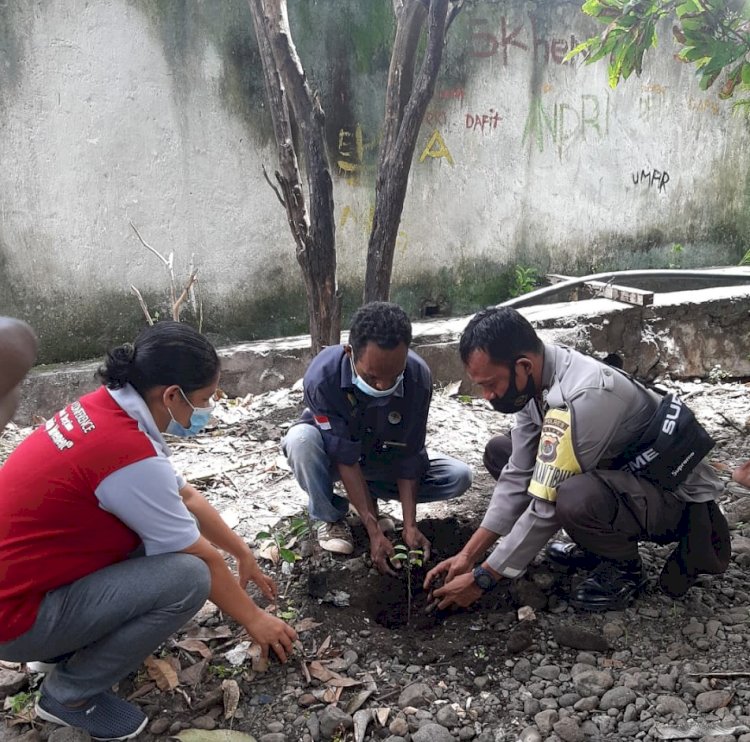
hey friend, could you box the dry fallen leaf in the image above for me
[222,679,240,719]
[247,643,269,674]
[308,660,335,683]
[185,626,233,641]
[175,639,213,659]
[294,617,322,633]
[144,655,180,691]
[179,659,208,687]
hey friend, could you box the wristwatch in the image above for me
[473,565,498,592]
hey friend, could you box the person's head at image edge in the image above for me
[97,320,220,436]
[346,301,412,397]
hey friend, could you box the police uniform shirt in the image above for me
[482,343,723,578]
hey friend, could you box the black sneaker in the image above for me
[36,689,147,741]
[545,541,600,572]
[569,558,647,612]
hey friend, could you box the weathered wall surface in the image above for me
[1,0,749,363]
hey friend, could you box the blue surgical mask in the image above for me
[166,388,215,437]
[350,357,404,398]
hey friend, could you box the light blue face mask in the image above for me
[166,388,215,437]
[350,357,404,398]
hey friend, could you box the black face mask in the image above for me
[490,359,536,414]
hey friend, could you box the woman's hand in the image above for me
[247,612,298,663]
[237,552,277,601]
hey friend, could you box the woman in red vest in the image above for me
[0,321,296,741]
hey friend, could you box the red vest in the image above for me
[0,387,158,641]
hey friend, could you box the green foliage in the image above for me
[6,690,39,717]
[208,664,244,679]
[509,266,539,298]
[567,0,750,108]
[256,515,311,565]
[668,242,685,268]
[708,363,730,383]
[740,246,750,264]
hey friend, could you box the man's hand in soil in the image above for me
[250,612,298,664]
[429,572,482,610]
[423,551,472,591]
[733,460,750,488]
[237,552,277,602]
[370,529,397,575]
[403,524,431,562]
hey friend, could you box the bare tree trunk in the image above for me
[249,0,341,353]
[364,0,460,303]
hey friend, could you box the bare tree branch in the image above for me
[262,163,287,207]
[129,222,170,269]
[130,285,154,326]
[173,270,199,321]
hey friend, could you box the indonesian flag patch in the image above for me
[313,415,332,430]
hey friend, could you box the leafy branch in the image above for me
[567,0,750,107]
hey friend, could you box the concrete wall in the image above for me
[1,0,749,363]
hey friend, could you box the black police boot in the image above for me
[545,541,601,572]
[569,558,647,612]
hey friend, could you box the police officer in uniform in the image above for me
[425,307,729,612]
[283,302,472,574]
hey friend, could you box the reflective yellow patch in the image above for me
[528,408,581,502]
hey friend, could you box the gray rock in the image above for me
[266,722,285,733]
[259,735,286,742]
[318,706,353,740]
[553,625,609,652]
[512,658,532,682]
[389,717,409,737]
[191,716,216,730]
[48,730,92,742]
[519,728,543,742]
[397,682,435,709]
[552,717,585,742]
[412,723,454,742]
[573,670,614,697]
[458,726,475,741]
[306,713,320,741]
[534,709,559,735]
[559,693,581,708]
[148,717,171,735]
[533,665,561,680]
[599,686,636,710]
[0,669,27,698]
[435,705,459,727]
[573,696,599,712]
[655,695,689,715]
[696,689,734,712]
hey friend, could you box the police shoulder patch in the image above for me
[528,408,582,502]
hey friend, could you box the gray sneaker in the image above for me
[36,689,147,741]
[316,519,354,555]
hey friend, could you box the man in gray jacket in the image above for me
[425,307,728,612]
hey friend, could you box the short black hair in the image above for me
[98,321,220,397]
[459,307,541,365]
[349,302,412,359]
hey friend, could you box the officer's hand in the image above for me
[423,552,472,591]
[403,524,431,563]
[430,572,483,611]
[369,530,397,575]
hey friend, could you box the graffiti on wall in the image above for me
[338,204,409,251]
[466,109,502,133]
[632,169,670,192]
[469,16,580,66]
[419,130,455,165]
[522,93,610,159]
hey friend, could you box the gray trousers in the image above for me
[0,553,210,704]
[484,434,685,562]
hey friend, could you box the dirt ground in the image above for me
[2,374,750,740]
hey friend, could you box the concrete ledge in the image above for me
[15,286,750,424]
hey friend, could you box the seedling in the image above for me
[256,515,311,565]
[390,544,424,625]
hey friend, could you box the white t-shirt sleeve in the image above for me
[95,457,200,555]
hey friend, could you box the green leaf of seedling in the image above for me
[390,553,408,562]
[255,531,272,541]
[279,548,298,563]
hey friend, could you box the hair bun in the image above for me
[96,343,136,389]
